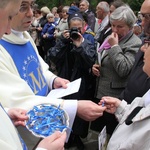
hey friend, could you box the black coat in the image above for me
[49,36,97,100]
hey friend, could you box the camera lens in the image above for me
[70,32,79,40]
[70,27,80,40]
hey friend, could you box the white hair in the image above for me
[46,12,54,18]
[80,0,89,7]
[110,5,137,28]
[98,1,109,13]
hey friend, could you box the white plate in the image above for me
[25,103,69,138]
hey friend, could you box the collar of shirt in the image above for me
[11,29,24,39]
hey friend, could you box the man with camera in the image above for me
[48,12,97,149]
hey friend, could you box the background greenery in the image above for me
[35,0,144,14]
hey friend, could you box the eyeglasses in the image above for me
[143,39,150,49]
[19,2,35,13]
[138,12,150,20]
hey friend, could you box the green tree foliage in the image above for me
[35,0,143,13]
[36,0,77,9]
[123,0,143,12]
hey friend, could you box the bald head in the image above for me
[0,0,18,8]
[140,0,150,35]
[141,0,150,14]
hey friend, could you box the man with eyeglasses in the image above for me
[0,0,106,149]
[138,12,150,23]
[119,0,150,104]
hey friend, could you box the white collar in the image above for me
[11,29,24,39]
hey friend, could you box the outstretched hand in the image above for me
[77,100,106,121]
[99,96,121,114]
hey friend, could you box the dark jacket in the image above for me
[83,26,95,45]
[41,22,57,50]
[85,10,96,32]
[119,49,150,103]
[49,35,97,100]
[41,22,57,39]
[37,16,48,45]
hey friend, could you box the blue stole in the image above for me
[0,39,49,96]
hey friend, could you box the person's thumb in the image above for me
[47,131,62,142]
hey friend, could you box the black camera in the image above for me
[70,27,81,40]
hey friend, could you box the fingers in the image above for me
[46,131,62,142]
[57,79,69,89]
[93,64,100,68]
[63,30,70,39]
[84,111,104,121]
[14,120,26,126]
[58,132,67,143]
[108,32,118,46]
[37,131,66,150]
[92,64,100,76]
[52,132,66,150]
[61,79,69,89]
[86,106,107,121]
[54,77,69,89]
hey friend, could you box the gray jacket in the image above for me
[96,31,142,99]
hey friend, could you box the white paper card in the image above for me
[47,78,81,99]
[98,126,107,150]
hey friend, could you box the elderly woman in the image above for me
[91,5,142,136]
[54,6,70,39]
[41,13,57,52]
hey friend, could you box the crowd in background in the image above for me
[28,0,143,70]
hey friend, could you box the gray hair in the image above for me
[68,17,83,27]
[80,0,89,7]
[46,13,54,18]
[41,6,50,14]
[110,5,137,28]
[110,0,125,9]
[97,1,109,13]
[62,6,70,12]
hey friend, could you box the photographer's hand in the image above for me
[62,30,70,39]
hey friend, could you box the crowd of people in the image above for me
[0,0,150,150]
